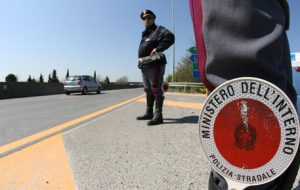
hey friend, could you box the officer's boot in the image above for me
[147,96,164,125]
[136,94,155,120]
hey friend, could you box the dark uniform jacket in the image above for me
[138,24,175,69]
[189,0,296,104]
[189,0,297,189]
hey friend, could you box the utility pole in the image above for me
[172,0,175,82]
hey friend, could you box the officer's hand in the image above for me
[150,48,157,55]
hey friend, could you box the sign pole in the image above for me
[172,0,175,82]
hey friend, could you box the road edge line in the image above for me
[0,94,145,157]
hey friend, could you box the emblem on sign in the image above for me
[199,77,299,188]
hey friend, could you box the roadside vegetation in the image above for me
[3,45,207,94]
[165,54,207,94]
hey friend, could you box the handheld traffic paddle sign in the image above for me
[163,82,169,92]
[199,77,299,190]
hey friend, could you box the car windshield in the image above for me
[67,76,81,81]
[292,68,300,95]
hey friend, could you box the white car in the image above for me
[64,75,102,95]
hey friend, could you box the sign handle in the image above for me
[226,178,249,190]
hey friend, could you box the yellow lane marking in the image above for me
[0,134,75,190]
[0,94,145,156]
[136,98,203,110]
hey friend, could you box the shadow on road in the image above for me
[69,92,106,96]
[164,115,199,124]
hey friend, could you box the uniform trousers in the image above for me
[141,64,165,97]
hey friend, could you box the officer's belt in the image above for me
[139,52,164,62]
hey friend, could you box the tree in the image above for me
[172,56,200,83]
[5,74,18,83]
[176,57,193,82]
[116,76,128,83]
[39,73,44,83]
[104,76,110,84]
[165,74,173,82]
[27,75,32,82]
[52,69,59,82]
[49,69,59,83]
[48,74,52,83]
[65,69,69,79]
[94,71,96,79]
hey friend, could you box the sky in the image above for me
[0,0,299,82]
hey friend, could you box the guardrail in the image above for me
[168,82,206,93]
[0,82,143,100]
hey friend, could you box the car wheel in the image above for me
[97,87,101,94]
[65,92,70,95]
[82,87,87,95]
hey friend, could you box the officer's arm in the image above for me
[156,29,175,52]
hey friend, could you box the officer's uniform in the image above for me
[137,10,175,126]
[189,0,299,189]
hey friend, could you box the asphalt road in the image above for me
[0,88,144,147]
[0,89,299,190]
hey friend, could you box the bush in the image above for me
[5,74,18,83]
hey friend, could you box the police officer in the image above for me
[189,0,299,189]
[137,10,175,126]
